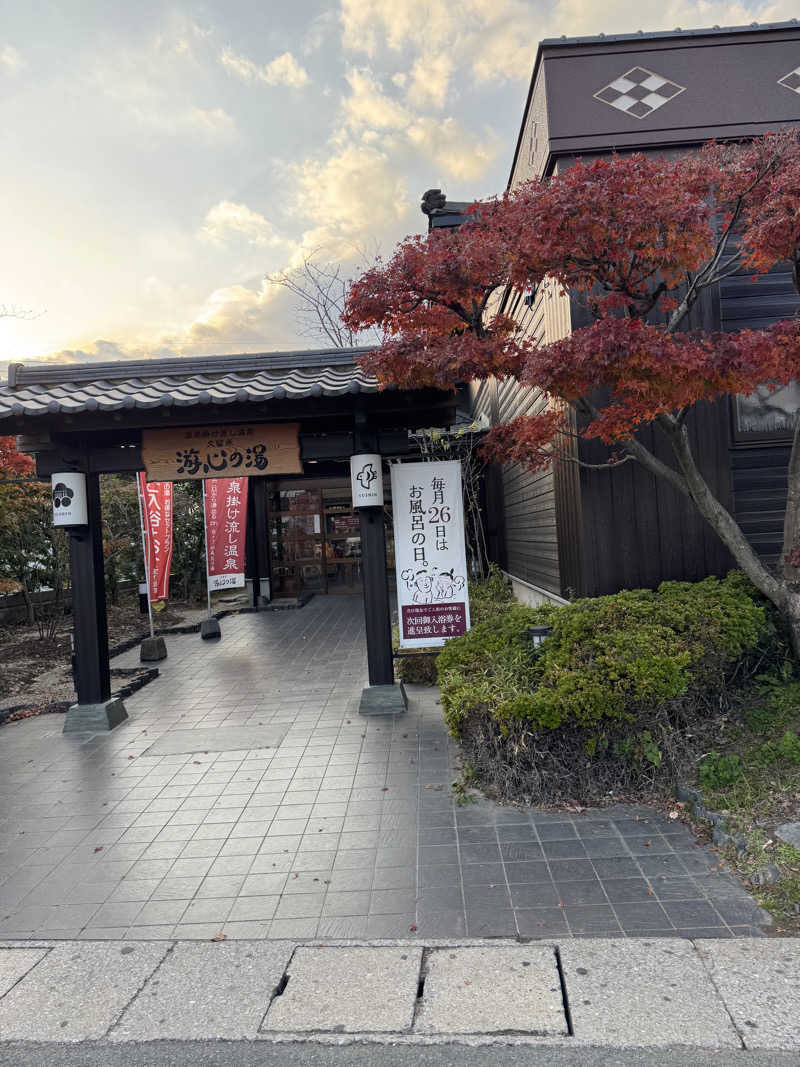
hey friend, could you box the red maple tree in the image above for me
[0,435,34,477]
[344,132,800,653]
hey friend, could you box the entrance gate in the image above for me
[0,347,458,729]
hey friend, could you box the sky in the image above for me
[1,0,793,372]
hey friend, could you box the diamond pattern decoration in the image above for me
[594,67,685,119]
[778,66,800,95]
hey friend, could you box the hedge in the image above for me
[437,571,786,804]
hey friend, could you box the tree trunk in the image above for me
[659,422,800,654]
[19,576,35,625]
[782,418,800,584]
[786,590,800,661]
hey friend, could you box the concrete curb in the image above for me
[0,937,796,1050]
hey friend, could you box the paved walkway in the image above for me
[0,597,769,941]
[0,936,797,1049]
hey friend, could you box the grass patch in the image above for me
[720,831,800,931]
[689,680,800,932]
[695,679,800,823]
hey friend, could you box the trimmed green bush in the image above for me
[437,572,783,804]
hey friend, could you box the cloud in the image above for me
[343,68,409,129]
[85,26,238,142]
[405,52,454,108]
[183,278,298,348]
[303,10,337,54]
[0,45,24,76]
[220,47,310,88]
[406,116,499,181]
[185,106,236,138]
[339,66,498,182]
[200,200,285,248]
[340,0,534,85]
[289,141,411,259]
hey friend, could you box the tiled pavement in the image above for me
[0,596,769,941]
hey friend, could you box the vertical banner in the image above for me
[138,473,173,602]
[391,460,471,649]
[204,477,249,591]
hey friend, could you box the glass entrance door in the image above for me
[322,484,362,593]
[269,487,325,596]
[268,476,394,598]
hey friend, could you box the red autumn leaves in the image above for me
[343,132,800,467]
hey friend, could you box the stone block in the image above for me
[0,948,48,997]
[140,635,167,661]
[560,938,740,1048]
[262,946,421,1033]
[776,821,800,849]
[112,941,293,1041]
[0,941,167,1041]
[359,683,407,717]
[63,697,128,733]
[200,618,221,640]
[415,945,567,1035]
[696,939,800,1050]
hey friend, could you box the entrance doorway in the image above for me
[268,477,395,598]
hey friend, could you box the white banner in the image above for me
[391,460,471,649]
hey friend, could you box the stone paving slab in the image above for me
[559,938,741,1048]
[143,726,288,755]
[416,946,567,1035]
[0,600,772,941]
[0,948,47,997]
[262,946,423,1033]
[111,941,293,1040]
[696,939,800,1050]
[0,942,167,1041]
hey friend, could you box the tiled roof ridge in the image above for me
[6,346,375,389]
[541,18,799,48]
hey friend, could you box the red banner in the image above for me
[138,474,173,602]
[204,477,248,591]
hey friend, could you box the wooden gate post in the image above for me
[353,417,406,716]
[63,473,127,732]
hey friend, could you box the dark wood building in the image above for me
[467,21,800,604]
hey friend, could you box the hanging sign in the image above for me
[350,453,384,508]
[142,423,301,482]
[138,474,173,602]
[391,460,471,649]
[51,472,88,526]
[204,477,249,591]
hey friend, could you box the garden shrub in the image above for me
[699,751,744,790]
[395,651,438,686]
[437,572,782,804]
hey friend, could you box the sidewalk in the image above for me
[0,936,796,1050]
[0,599,770,941]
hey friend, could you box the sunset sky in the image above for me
[1,0,793,372]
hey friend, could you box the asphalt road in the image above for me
[0,1044,798,1067]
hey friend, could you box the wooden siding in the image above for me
[721,260,799,565]
[576,401,735,596]
[498,377,561,595]
[469,379,494,424]
[730,445,790,568]
[488,284,574,598]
